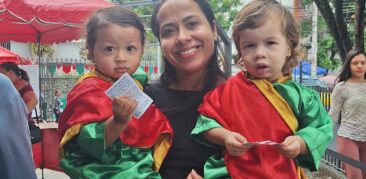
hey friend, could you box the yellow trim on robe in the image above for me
[251,78,298,133]
[252,77,306,179]
[152,134,171,171]
[60,71,143,157]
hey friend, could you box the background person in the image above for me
[53,89,61,122]
[0,73,37,179]
[0,62,38,122]
[329,49,366,179]
[146,0,227,178]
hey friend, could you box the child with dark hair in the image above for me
[58,6,172,178]
[192,0,333,178]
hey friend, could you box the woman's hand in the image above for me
[187,169,203,179]
[112,96,138,125]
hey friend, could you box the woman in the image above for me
[329,49,366,179]
[0,62,38,121]
[146,0,227,178]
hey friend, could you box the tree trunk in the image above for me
[314,0,348,62]
[335,0,352,54]
[354,0,365,51]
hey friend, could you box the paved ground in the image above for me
[36,169,69,179]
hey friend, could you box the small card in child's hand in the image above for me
[244,140,279,147]
[105,73,153,119]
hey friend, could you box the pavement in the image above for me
[36,169,69,179]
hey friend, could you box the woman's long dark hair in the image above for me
[336,49,366,83]
[151,0,226,93]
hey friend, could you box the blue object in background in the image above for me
[292,60,327,76]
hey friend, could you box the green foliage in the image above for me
[209,0,240,31]
[30,43,54,58]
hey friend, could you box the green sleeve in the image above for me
[294,90,333,171]
[191,115,230,178]
[132,67,148,86]
[191,114,224,148]
[274,81,333,171]
[60,122,161,179]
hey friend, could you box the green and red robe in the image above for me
[58,70,172,178]
[192,72,333,179]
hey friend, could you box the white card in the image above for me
[105,73,153,119]
[244,140,279,147]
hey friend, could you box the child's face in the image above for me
[239,16,291,82]
[90,24,142,79]
[156,0,217,76]
[350,54,366,79]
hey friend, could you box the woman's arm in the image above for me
[22,90,38,114]
[328,84,344,124]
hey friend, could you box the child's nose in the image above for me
[115,50,127,63]
[254,46,265,59]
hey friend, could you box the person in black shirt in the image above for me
[147,0,227,178]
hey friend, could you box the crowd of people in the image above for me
[0,0,365,179]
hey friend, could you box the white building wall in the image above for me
[52,41,83,60]
[10,41,32,59]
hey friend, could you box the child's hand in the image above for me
[277,135,307,158]
[224,132,250,156]
[112,96,138,125]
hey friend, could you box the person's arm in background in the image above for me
[23,90,38,114]
[328,84,344,124]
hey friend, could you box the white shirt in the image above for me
[329,81,366,141]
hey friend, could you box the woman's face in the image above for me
[0,67,13,80]
[156,0,217,76]
[350,54,366,79]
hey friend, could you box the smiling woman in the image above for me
[146,0,227,178]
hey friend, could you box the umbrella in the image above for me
[0,0,113,44]
[0,46,33,64]
[292,60,328,76]
[0,46,20,64]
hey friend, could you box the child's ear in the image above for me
[286,47,292,57]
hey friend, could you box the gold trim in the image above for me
[152,134,171,171]
[251,78,298,133]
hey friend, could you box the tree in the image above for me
[313,0,365,62]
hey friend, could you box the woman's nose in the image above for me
[175,28,191,44]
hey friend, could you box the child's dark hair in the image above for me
[85,6,145,50]
[232,0,302,76]
[0,62,29,82]
[336,49,366,83]
[151,0,226,92]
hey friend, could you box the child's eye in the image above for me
[267,41,277,45]
[127,46,136,52]
[104,46,115,52]
[243,44,254,48]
